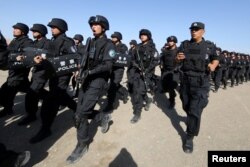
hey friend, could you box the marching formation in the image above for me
[0,15,249,166]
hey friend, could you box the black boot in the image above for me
[100,113,111,133]
[15,151,31,167]
[29,128,51,144]
[144,97,152,111]
[213,88,218,93]
[130,114,141,124]
[18,115,37,126]
[66,141,88,164]
[183,134,194,153]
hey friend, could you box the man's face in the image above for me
[32,31,41,39]
[13,28,22,37]
[140,34,148,43]
[91,24,104,37]
[167,41,175,48]
[190,28,204,41]
[111,37,118,44]
[130,44,135,48]
[51,27,61,37]
[74,39,80,45]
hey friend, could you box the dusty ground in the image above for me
[0,69,250,167]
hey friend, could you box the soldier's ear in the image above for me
[202,29,205,34]
[102,28,106,33]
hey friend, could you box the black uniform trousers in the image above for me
[161,70,178,101]
[76,77,109,142]
[40,74,76,130]
[131,72,146,116]
[221,68,229,88]
[236,68,244,84]
[0,79,30,112]
[25,79,48,117]
[180,74,209,136]
[213,67,223,90]
[104,66,126,113]
[229,68,237,86]
[127,66,135,93]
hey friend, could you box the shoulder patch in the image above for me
[109,49,116,58]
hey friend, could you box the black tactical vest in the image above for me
[137,45,152,69]
[87,37,108,70]
[181,40,213,73]
[161,48,177,70]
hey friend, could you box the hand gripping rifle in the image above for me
[72,37,91,96]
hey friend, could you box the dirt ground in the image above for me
[0,69,250,167]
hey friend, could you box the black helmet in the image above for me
[73,34,84,42]
[88,15,109,30]
[13,23,29,35]
[216,47,222,52]
[139,29,152,40]
[30,24,48,36]
[47,18,68,32]
[129,39,137,45]
[222,50,228,54]
[167,36,178,43]
[111,32,122,40]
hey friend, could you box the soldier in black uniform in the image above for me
[127,40,137,94]
[213,47,223,93]
[244,54,250,82]
[101,32,128,128]
[176,22,219,153]
[0,23,33,117]
[73,34,84,49]
[130,29,159,124]
[228,52,237,87]
[101,31,128,133]
[221,50,230,89]
[160,36,179,108]
[29,18,77,143]
[240,54,246,84]
[71,34,85,97]
[235,53,243,85]
[18,24,51,125]
[66,15,115,164]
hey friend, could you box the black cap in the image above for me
[47,18,68,32]
[13,23,29,35]
[30,24,48,36]
[189,22,205,29]
[167,36,178,43]
[88,15,109,30]
[111,32,122,40]
[129,40,137,45]
[73,34,84,42]
[139,29,152,40]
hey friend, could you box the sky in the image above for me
[0,0,250,53]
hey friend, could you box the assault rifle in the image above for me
[135,47,151,95]
[72,37,91,96]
